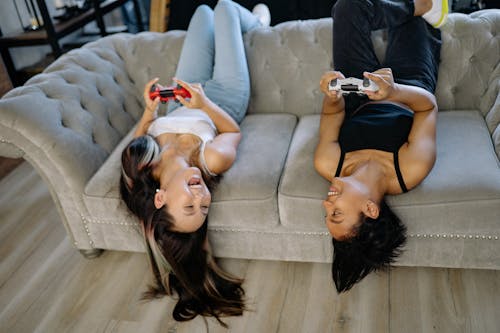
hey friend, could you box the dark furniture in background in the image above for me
[166,0,499,31]
[0,0,144,87]
[167,0,333,30]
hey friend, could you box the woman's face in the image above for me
[157,165,212,233]
[322,177,370,240]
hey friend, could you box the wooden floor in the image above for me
[1,163,499,333]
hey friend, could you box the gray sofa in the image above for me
[1,10,499,268]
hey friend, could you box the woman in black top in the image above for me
[315,0,447,292]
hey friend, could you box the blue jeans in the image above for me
[121,0,149,33]
[332,0,441,94]
[167,0,261,123]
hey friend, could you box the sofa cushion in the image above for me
[84,113,297,229]
[279,111,500,234]
[278,115,327,231]
[209,113,297,228]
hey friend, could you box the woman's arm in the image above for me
[174,78,240,134]
[364,68,436,113]
[174,78,242,174]
[365,69,437,189]
[134,78,161,137]
[395,84,437,188]
[314,71,345,181]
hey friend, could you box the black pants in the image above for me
[332,0,441,97]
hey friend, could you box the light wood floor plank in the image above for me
[276,261,315,333]
[460,269,500,333]
[0,213,66,314]
[0,237,76,332]
[388,267,499,333]
[299,262,337,332]
[331,270,389,333]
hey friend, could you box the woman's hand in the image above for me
[173,78,210,110]
[135,78,160,137]
[364,68,395,101]
[143,77,161,113]
[320,71,345,104]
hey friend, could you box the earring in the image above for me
[156,189,160,193]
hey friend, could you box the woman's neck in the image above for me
[153,146,190,186]
[348,159,388,201]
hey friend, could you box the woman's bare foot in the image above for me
[414,0,432,16]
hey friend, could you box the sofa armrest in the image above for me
[0,30,185,191]
[0,140,24,159]
[0,47,138,192]
[0,31,184,249]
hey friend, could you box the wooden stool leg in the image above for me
[149,0,171,32]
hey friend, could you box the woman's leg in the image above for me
[203,0,262,123]
[332,0,382,78]
[383,13,441,93]
[332,0,415,78]
[168,5,215,113]
[333,0,440,93]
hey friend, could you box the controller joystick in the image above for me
[363,77,370,88]
[328,77,379,95]
[149,83,191,103]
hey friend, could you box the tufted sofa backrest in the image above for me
[41,30,185,156]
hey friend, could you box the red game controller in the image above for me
[149,83,191,103]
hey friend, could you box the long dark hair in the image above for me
[120,135,245,326]
[331,199,407,293]
[142,210,245,325]
[120,135,159,220]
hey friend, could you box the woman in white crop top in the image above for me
[119,0,269,326]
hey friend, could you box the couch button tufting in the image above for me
[469,56,476,63]
[451,87,458,94]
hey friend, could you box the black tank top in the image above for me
[334,102,414,192]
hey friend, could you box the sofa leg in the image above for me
[79,248,104,259]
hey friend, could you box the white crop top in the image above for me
[147,107,218,175]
